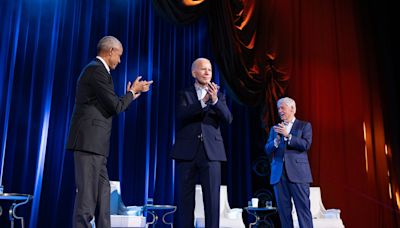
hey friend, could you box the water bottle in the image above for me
[147,197,154,205]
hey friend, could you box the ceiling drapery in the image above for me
[153,0,292,128]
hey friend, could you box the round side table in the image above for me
[244,206,277,228]
[0,193,33,228]
[144,204,177,227]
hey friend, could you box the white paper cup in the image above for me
[251,198,259,208]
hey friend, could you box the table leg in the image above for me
[247,210,258,228]
[9,203,15,228]
[162,208,177,228]
[8,197,31,228]
[146,210,158,228]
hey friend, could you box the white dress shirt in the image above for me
[284,117,296,144]
[96,56,110,74]
[274,117,296,148]
[194,83,218,108]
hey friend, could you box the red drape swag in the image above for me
[152,0,399,227]
[153,0,291,128]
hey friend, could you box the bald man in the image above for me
[172,58,233,228]
[66,36,152,228]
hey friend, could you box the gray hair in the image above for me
[191,58,211,71]
[277,97,296,111]
[97,36,122,54]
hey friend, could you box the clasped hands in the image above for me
[273,123,289,143]
[127,76,154,99]
[202,82,219,104]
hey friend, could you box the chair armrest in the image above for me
[125,206,143,216]
[224,208,243,219]
[323,209,341,219]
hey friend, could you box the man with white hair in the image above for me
[172,58,233,228]
[265,97,313,228]
[66,36,153,228]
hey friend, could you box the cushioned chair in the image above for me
[194,185,245,228]
[110,181,146,228]
[292,187,345,228]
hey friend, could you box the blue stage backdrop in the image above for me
[0,0,269,227]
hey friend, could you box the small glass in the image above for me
[265,200,272,208]
[147,197,154,205]
[248,200,252,207]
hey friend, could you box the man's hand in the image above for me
[273,123,289,137]
[127,76,154,98]
[274,134,281,146]
[202,93,210,103]
[206,82,219,103]
[133,76,153,92]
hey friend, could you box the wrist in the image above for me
[211,96,218,104]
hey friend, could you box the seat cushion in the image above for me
[110,190,120,215]
[110,215,146,228]
[195,217,245,228]
[293,218,345,228]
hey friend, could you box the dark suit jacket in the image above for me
[265,119,313,184]
[172,86,233,161]
[66,58,133,156]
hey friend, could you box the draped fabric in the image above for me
[153,0,291,128]
[153,0,400,227]
[1,0,399,227]
[283,0,398,226]
[1,0,263,227]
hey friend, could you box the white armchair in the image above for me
[292,187,344,228]
[194,185,245,228]
[109,181,146,228]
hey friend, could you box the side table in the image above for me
[0,193,33,228]
[144,204,177,227]
[244,206,277,228]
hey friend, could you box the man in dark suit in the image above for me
[265,97,313,228]
[66,36,153,228]
[172,58,233,228]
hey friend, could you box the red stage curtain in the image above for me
[152,0,399,226]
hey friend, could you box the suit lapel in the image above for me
[290,119,298,132]
[187,85,198,104]
[94,58,111,78]
[289,119,302,137]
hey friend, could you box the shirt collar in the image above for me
[96,56,110,74]
[284,117,296,125]
[194,82,207,91]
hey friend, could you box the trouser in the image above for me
[274,165,313,228]
[73,151,110,228]
[174,143,221,228]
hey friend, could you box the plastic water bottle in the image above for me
[147,197,154,205]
